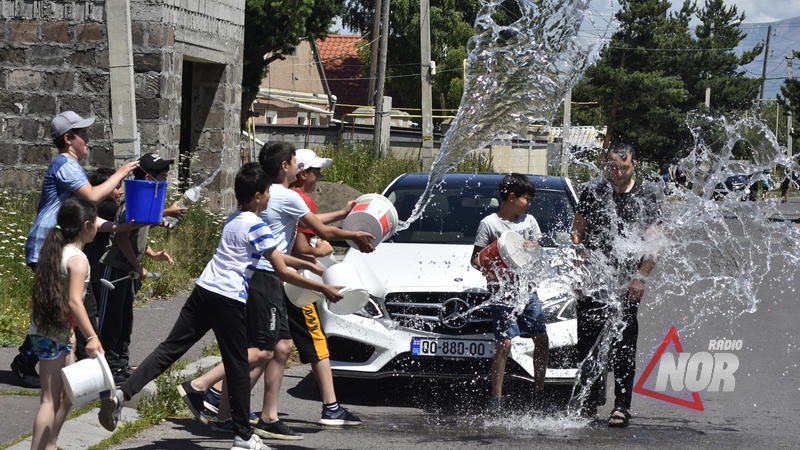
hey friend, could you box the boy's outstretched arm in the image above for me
[264,248,344,302]
[298,212,375,253]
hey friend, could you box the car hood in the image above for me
[341,243,485,298]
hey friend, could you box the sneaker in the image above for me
[11,354,40,389]
[112,369,128,386]
[319,405,362,426]
[204,389,221,415]
[252,418,303,441]
[249,411,259,426]
[178,381,209,425]
[211,418,236,433]
[98,388,124,431]
[121,365,134,378]
[231,434,272,450]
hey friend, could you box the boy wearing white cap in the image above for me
[286,149,362,426]
[13,112,140,388]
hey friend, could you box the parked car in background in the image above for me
[712,173,752,201]
[318,173,581,386]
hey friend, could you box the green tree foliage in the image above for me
[777,51,800,156]
[241,0,345,127]
[572,0,762,163]
[342,0,480,111]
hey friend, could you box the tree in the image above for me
[571,0,763,163]
[342,0,480,112]
[777,51,800,156]
[241,0,345,128]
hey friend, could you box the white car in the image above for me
[318,173,581,386]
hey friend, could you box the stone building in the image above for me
[0,0,245,210]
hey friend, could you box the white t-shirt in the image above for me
[196,210,278,303]
[256,184,310,272]
[474,213,541,248]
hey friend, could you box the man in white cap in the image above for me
[12,112,140,388]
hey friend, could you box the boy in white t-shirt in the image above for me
[98,163,340,450]
[471,173,549,413]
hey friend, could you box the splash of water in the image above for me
[397,0,615,231]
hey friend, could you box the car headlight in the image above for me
[541,294,576,323]
[353,295,384,319]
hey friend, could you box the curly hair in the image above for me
[32,197,96,336]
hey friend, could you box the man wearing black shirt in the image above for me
[571,143,661,427]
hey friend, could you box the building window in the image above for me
[264,111,277,124]
[297,114,308,126]
[310,113,320,126]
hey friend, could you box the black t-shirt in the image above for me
[84,200,119,282]
[577,181,661,272]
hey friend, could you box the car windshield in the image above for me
[385,183,575,246]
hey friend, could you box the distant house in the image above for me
[316,35,370,121]
[252,40,334,128]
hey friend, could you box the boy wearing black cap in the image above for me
[96,152,186,383]
[12,111,140,388]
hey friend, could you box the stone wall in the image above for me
[0,0,245,211]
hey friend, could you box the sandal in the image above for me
[608,407,630,428]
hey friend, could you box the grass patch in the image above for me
[86,418,154,450]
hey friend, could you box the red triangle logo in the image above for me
[633,326,705,411]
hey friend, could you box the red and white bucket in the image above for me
[478,230,530,279]
[342,194,398,249]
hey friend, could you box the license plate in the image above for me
[411,337,494,358]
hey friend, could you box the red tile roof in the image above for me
[317,35,371,112]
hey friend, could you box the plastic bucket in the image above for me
[285,266,324,308]
[61,355,115,407]
[124,179,168,224]
[478,230,529,279]
[342,194,399,249]
[321,262,369,315]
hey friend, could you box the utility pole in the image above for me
[373,0,391,154]
[758,24,772,116]
[705,22,714,109]
[367,0,382,106]
[789,51,794,156]
[561,89,571,176]
[420,0,434,166]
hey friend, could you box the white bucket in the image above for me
[61,355,115,407]
[322,262,369,315]
[342,194,399,249]
[284,266,324,308]
[309,237,338,268]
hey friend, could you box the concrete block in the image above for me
[77,22,104,42]
[58,95,91,115]
[42,21,71,43]
[7,70,42,90]
[0,46,26,65]
[6,117,41,141]
[93,96,111,119]
[79,72,109,93]
[0,143,19,165]
[26,44,70,66]
[97,48,109,69]
[135,98,160,119]
[44,72,74,92]
[134,53,162,72]
[9,20,38,42]
[131,21,145,48]
[0,92,25,114]
[86,143,114,167]
[20,144,56,166]
[71,49,96,66]
[28,94,57,115]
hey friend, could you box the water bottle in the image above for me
[164,187,201,227]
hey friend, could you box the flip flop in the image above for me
[608,407,630,428]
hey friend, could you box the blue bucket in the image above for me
[124,179,168,225]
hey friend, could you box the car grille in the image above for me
[384,292,493,336]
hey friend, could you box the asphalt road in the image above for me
[2,198,799,449]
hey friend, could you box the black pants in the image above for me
[576,296,639,412]
[97,265,138,373]
[120,285,253,440]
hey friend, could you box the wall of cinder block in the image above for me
[0,0,245,212]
